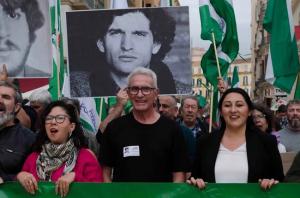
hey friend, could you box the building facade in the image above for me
[251,0,300,107]
[192,48,252,98]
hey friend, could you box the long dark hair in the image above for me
[218,88,255,132]
[32,101,87,152]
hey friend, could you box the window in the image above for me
[243,76,248,86]
[228,77,232,86]
[197,79,202,86]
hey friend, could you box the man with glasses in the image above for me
[179,96,208,138]
[176,96,208,165]
[100,67,189,182]
[0,81,35,183]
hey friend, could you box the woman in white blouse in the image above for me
[187,88,284,190]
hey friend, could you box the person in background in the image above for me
[275,104,288,131]
[29,89,52,132]
[278,100,300,152]
[158,95,195,175]
[99,88,129,133]
[0,81,36,183]
[96,88,129,146]
[0,64,36,129]
[252,103,286,153]
[17,101,103,197]
[100,67,189,182]
[179,96,208,139]
[187,88,284,190]
[158,95,178,120]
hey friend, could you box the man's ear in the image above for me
[96,39,105,53]
[14,103,21,115]
[152,42,162,55]
[155,88,160,95]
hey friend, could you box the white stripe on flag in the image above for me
[286,0,294,40]
[199,0,227,37]
[217,46,232,63]
[265,47,275,84]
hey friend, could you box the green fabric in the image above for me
[199,0,239,88]
[99,98,108,121]
[231,66,239,88]
[48,0,65,100]
[1,182,300,198]
[107,97,132,114]
[108,97,118,107]
[199,0,238,123]
[263,0,300,93]
[199,5,223,44]
[196,95,207,108]
[79,98,102,132]
[294,74,300,99]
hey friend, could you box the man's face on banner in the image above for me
[0,4,31,76]
[98,11,161,75]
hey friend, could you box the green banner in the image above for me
[0,182,300,198]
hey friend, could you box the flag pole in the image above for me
[211,32,222,78]
[56,43,61,98]
[99,98,103,121]
[209,86,214,133]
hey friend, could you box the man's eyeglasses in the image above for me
[252,114,266,120]
[127,86,156,95]
[45,115,70,124]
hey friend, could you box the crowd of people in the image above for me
[1,66,300,197]
[0,1,299,196]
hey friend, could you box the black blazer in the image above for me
[192,128,284,182]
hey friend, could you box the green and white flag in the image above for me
[79,98,107,133]
[263,0,300,93]
[199,0,239,88]
[231,66,239,88]
[294,74,300,99]
[48,0,65,100]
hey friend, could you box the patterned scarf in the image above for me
[36,139,78,181]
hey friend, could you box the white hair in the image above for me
[127,67,158,88]
[29,89,51,106]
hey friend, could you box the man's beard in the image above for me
[288,116,300,129]
[0,112,15,128]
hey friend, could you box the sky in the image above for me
[179,0,252,57]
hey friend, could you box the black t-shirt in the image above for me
[100,113,189,182]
